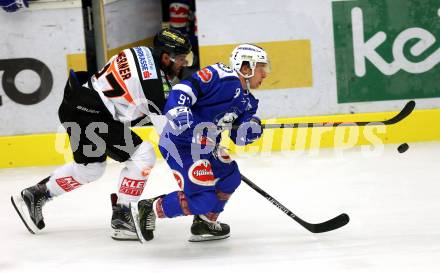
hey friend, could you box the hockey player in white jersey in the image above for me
[10,29,193,240]
[130,44,270,242]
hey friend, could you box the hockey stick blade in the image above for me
[129,202,146,244]
[296,213,350,233]
[241,174,349,233]
[382,100,415,125]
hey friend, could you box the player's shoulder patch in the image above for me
[196,67,214,83]
[132,46,158,80]
[212,63,237,79]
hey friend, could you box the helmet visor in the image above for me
[170,51,194,67]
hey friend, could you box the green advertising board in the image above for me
[333,0,440,103]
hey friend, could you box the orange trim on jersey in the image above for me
[108,61,134,104]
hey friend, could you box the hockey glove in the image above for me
[231,116,263,146]
[166,106,194,137]
[1,0,28,12]
[245,117,263,143]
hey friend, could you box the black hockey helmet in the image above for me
[153,28,192,57]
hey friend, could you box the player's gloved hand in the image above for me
[166,106,194,137]
[1,0,28,12]
[244,116,263,143]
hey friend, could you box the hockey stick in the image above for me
[224,100,415,130]
[241,174,349,233]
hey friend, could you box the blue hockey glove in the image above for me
[231,116,263,146]
[166,106,194,137]
[245,117,263,143]
[1,0,28,12]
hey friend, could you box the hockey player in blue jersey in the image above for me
[130,44,270,242]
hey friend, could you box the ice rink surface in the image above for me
[1,142,439,273]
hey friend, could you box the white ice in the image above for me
[1,142,439,273]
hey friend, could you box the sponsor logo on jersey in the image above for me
[173,170,184,190]
[134,47,158,80]
[56,176,82,192]
[188,160,216,186]
[119,177,146,196]
[197,68,213,83]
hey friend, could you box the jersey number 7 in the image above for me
[94,62,134,103]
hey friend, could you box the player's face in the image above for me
[162,52,193,77]
[170,54,190,76]
[249,63,269,89]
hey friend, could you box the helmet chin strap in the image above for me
[245,78,251,91]
[237,69,254,91]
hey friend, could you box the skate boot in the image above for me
[189,215,230,242]
[130,197,159,243]
[11,177,51,234]
[110,193,137,241]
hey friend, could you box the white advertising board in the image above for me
[0,3,85,135]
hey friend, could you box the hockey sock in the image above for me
[116,142,156,207]
[45,162,106,197]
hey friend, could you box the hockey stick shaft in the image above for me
[225,100,415,130]
[241,174,349,233]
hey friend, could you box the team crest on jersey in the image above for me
[173,170,184,190]
[197,68,213,83]
[188,160,216,186]
[133,47,158,80]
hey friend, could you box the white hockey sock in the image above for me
[46,162,106,197]
[116,142,156,206]
[116,167,149,206]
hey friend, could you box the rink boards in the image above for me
[2,0,440,168]
[1,107,439,168]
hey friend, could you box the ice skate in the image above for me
[189,215,230,242]
[11,177,51,234]
[110,193,137,241]
[130,198,157,243]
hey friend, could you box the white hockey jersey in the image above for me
[86,46,171,123]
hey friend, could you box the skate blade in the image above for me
[10,195,39,234]
[111,229,138,241]
[129,202,145,244]
[188,234,230,242]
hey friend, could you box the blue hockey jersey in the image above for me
[163,63,260,145]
